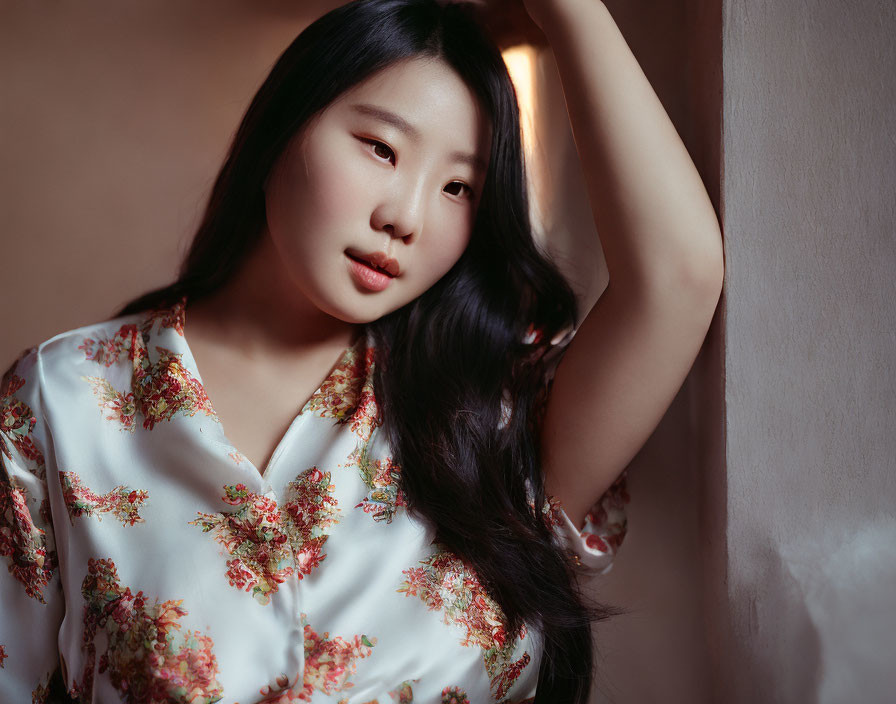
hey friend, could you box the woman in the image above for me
[0,0,724,702]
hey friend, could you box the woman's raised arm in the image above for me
[525,0,725,529]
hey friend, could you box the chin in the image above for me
[315,295,395,326]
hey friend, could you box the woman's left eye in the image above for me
[444,181,474,199]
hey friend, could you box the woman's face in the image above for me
[263,56,492,324]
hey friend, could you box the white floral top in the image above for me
[0,295,628,704]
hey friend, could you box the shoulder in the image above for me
[35,312,146,369]
[3,307,156,412]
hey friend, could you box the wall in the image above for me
[709,0,896,701]
[0,1,331,361]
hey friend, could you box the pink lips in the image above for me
[345,249,400,292]
[345,249,400,277]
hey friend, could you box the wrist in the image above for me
[526,0,604,35]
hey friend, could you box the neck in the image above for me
[185,232,359,360]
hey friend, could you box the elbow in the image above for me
[681,229,725,299]
[608,227,726,303]
[687,256,725,301]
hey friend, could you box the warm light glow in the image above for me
[502,46,537,148]
[502,44,548,231]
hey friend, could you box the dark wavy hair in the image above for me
[112,0,614,699]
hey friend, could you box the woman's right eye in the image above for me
[361,138,395,165]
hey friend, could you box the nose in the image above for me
[372,176,425,245]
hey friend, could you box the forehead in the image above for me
[330,57,492,163]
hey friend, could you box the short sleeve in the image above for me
[0,346,64,698]
[542,473,629,574]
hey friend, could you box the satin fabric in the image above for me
[0,296,627,703]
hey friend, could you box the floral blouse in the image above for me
[0,295,628,704]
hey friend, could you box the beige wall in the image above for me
[0,1,334,360]
[709,0,896,702]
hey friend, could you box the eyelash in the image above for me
[360,137,475,200]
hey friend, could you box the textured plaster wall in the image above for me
[712,0,896,701]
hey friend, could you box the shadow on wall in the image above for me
[744,541,823,702]
[732,518,896,703]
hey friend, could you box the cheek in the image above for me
[298,145,370,225]
[271,146,365,233]
[419,224,473,280]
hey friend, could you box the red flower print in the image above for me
[191,470,343,604]
[59,471,148,526]
[397,547,532,699]
[584,532,609,552]
[302,343,382,441]
[282,466,342,580]
[539,493,566,529]
[256,673,305,703]
[0,355,45,470]
[540,470,630,562]
[80,313,216,433]
[0,356,57,603]
[355,680,417,704]
[70,557,224,703]
[149,296,188,336]
[386,680,416,703]
[31,672,53,704]
[78,324,140,367]
[80,376,138,431]
[252,619,378,703]
[440,685,471,704]
[491,651,532,701]
[190,486,295,605]
[340,444,406,524]
[0,476,57,603]
[298,613,376,699]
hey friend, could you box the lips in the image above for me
[345,248,400,277]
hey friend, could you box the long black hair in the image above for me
[113,0,614,699]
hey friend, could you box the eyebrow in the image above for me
[350,102,488,173]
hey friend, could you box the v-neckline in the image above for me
[173,294,363,481]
